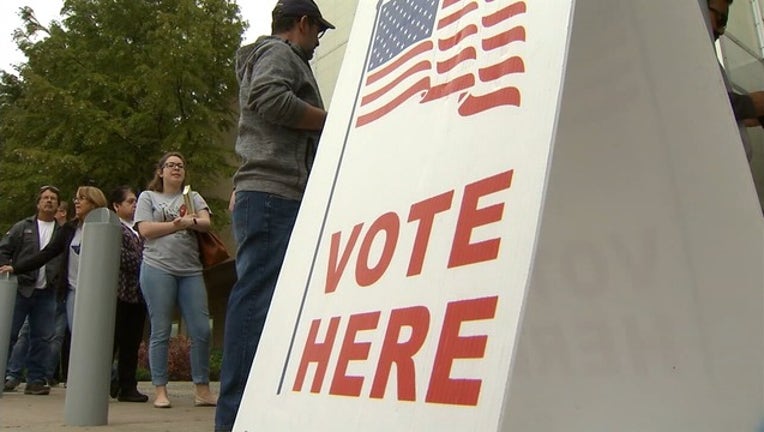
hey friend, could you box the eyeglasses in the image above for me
[163,162,185,170]
[708,6,728,28]
[73,195,91,203]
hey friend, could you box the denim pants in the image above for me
[140,263,211,386]
[47,300,68,380]
[5,287,56,384]
[6,318,29,380]
[215,191,300,432]
[7,300,66,382]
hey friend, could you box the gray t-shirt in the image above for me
[135,190,209,276]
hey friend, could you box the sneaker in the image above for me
[47,377,59,388]
[24,382,51,395]
[3,377,20,392]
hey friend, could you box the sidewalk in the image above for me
[0,381,218,431]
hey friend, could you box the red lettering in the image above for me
[370,306,430,401]
[406,191,454,276]
[355,212,400,287]
[292,317,341,393]
[426,296,498,406]
[325,223,364,293]
[329,311,381,397]
[448,170,513,268]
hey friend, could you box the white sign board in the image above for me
[236,0,764,431]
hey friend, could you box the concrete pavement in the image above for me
[0,381,218,431]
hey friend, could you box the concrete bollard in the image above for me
[64,208,121,426]
[0,273,18,399]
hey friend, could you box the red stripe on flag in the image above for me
[356,78,431,127]
[478,56,524,82]
[366,41,433,86]
[438,2,478,29]
[483,1,526,27]
[482,26,525,51]
[437,47,477,74]
[421,74,475,102]
[458,87,521,116]
[361,61,432,105]
[438,24,478,51]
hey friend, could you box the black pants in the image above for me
[113,300,146,390]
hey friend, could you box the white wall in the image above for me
[311,0,360,109]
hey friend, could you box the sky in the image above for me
[0,0,278,74]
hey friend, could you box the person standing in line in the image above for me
[54,201,69,226]
[215,1,334,430]
[8,200,72,387]
[107,186,149,403]
[47,200,70,386]
[0,186,108,333]
[134,152,217,409]
[1,186,63,395]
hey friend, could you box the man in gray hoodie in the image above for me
[215,1,334,431]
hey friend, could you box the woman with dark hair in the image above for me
[134,152,216,408]
[107,186,148,403]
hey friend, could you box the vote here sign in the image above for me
[236,1,574,430]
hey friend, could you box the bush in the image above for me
[138,336,191,381]
[137,336,223,381]
[136,367,151,382]
[209,348,223,381]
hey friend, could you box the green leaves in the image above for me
[0,0,245,231]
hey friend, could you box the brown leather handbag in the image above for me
[196,231,230,269]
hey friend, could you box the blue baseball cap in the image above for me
[273,0,336,31]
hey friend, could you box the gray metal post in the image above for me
[0,274,18,399]
[64,208,121,426]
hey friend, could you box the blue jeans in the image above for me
[7,300,66,382]
[66,289,75,332]
[47,300,68,379]
[6,318,29,380]
[215,191,300,432]
[5,288,56,384]
[140,263,211,386]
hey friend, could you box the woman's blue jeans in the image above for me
[140,263,211,385]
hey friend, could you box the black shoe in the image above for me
[109,379,120,399]
[47,377,59,388]
[118,389,149,403]
[4,377,21,392]
[24,382,51,395]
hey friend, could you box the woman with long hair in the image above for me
[134,152,217,409]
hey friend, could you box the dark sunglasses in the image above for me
[39,185,61,194]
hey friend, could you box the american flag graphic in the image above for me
[356,0,527,127]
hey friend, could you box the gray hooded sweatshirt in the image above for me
[233,35,325,201]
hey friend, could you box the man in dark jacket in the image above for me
[0,186,62,395]
[215,1,334,431]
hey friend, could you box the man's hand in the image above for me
[295,105,327,131]
[0,265,14,274]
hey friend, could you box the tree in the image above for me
[0,0,245,231]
